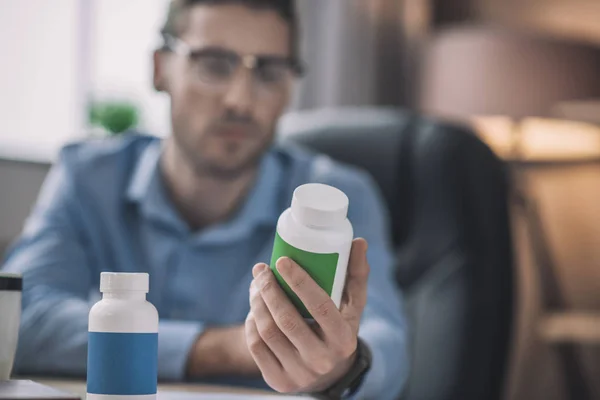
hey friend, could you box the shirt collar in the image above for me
[126,140,162,203]
[126,141,188,234]
[126,140,283,244]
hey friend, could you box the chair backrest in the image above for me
[279,107,514,400]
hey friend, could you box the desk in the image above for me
[37,379,277,398]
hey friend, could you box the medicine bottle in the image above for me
[87,273,158,400]
[270,183,353,317]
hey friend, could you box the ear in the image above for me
[153,50,168,92]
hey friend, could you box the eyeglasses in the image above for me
[162,34,303,96]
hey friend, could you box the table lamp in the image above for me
[419,26,600,120]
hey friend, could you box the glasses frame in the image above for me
[161,34,305,84]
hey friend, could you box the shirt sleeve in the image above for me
[326,168,409,400]
[1,152,203,381]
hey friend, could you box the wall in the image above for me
[91,0,171,136]
[474,0,600,46]
[0,0,85,160]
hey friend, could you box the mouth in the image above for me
[214,124,257,142]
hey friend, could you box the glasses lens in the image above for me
[192,53,237,84]
[254,62,293,91]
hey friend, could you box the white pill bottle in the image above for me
[87,273,158,400]
[270,183,353,317]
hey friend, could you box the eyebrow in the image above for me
[187,45,292,61]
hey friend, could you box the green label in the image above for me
[270,232,339,318]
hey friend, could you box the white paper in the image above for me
[159,391,313,400]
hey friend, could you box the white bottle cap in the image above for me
[100,272,149,293]
[291,183,349,228]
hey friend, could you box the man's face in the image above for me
[156,4,293,178]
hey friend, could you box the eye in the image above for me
[194,54,236,81]
[255,63,288,84]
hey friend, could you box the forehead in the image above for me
[180,4,291,57]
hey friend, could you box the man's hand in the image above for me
[245,238,370,393]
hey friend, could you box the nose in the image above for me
[222,68,255,117]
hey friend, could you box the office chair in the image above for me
[280,107,514,400]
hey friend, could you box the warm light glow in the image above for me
[471,116,600,162]
[471,116,516,160]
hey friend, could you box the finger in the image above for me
[253,265,330,367]
[275,257,345,336]
[339,238,370,332]
[245,312,291,391]
[250,278,316,383]
[253,263,269,278]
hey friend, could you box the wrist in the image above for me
[186,326,257,378]
[186,329,213,378]
[313,338,372,399]
[232,325,260,376]
[332,349,359,388]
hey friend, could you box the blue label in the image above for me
[87,332,158,395]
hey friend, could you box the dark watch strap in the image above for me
[312,338,372,400]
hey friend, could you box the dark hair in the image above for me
[160,0,299,61]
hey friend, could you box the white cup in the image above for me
[0,273,22,381]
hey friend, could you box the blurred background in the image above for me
[1,0,600,399]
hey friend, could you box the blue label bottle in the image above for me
[87,273,158,400]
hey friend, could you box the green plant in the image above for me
[89,100,139,135]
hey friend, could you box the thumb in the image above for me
[340,238,370,332]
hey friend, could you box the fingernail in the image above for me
[252,263,268,278]
[276,257,291,274]
[355,237,368,251]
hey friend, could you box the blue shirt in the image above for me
[2,134,408,399]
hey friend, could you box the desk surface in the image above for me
[38,379,276,398]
